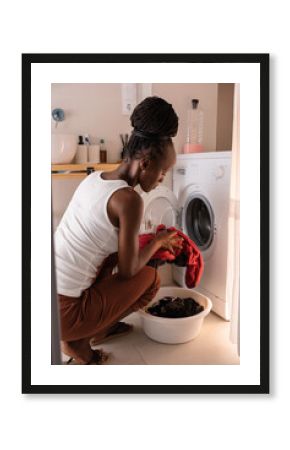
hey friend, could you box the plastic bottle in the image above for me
[75,135,88,163]
[99,138,107,163]
[182,99,204,153]
[88,144,100,163]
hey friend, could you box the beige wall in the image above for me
[216,83,234,151]
[52,82,233,286]
[52,83,221,223]
[152,83,218,153]
[52,83,132,163]
[52,83,220,161]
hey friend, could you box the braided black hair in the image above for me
[124,96,178,160]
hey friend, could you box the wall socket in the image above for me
[121,83,137,115]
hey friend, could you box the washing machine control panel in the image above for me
[173,164,199,197]
[176,167,186,175]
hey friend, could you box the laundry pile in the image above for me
[139,224,204,288]
[147,296,204,318]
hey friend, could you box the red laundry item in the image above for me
[139,224,204,288]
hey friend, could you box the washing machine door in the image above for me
[183,192,215,251]
[140,186,179,233]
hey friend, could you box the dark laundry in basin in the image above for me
[147,296,204,318]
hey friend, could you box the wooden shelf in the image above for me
[51,162,121,179]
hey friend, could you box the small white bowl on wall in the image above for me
[138,286,212,344]
[51,134,78,164]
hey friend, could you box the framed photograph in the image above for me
[22,53,269,394]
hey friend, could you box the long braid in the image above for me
[124,96,178,160]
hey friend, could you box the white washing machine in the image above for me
[140,151,232,320]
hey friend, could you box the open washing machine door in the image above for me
[178,184,216,254]
[183,193,215,252]
[140,186,180,233]
[173,184,216,290]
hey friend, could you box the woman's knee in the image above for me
[130,267,161,311]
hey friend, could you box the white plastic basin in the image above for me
[51,134,78,164]
[138,286,212,344]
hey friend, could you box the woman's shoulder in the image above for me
[110,186,143,211]
[115,186,142,201]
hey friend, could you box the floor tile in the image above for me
[62,311,239,365]
[99,312,239,365]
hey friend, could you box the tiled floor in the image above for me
[62,311,239,365]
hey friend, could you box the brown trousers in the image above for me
[58,254,161,364]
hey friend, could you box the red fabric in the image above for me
[139,224,204,288]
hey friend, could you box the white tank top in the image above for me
[54,171,130,297]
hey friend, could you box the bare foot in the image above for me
[66,348,110,365]
[88,348,110,365]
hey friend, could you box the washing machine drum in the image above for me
[141,187,215,252]
[141,186,178,232]
[185,194,215,251]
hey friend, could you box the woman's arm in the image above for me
[117,188,159,278]
[108,188,178,279]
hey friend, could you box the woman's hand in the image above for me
[96,252,118,280]
[154,230,183,254]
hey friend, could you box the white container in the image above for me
[138,286,212,344]
[88,144,100,163]
[75,144,88,164]
[51,134,78,164]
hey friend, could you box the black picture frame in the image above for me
[22,53,269,394]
